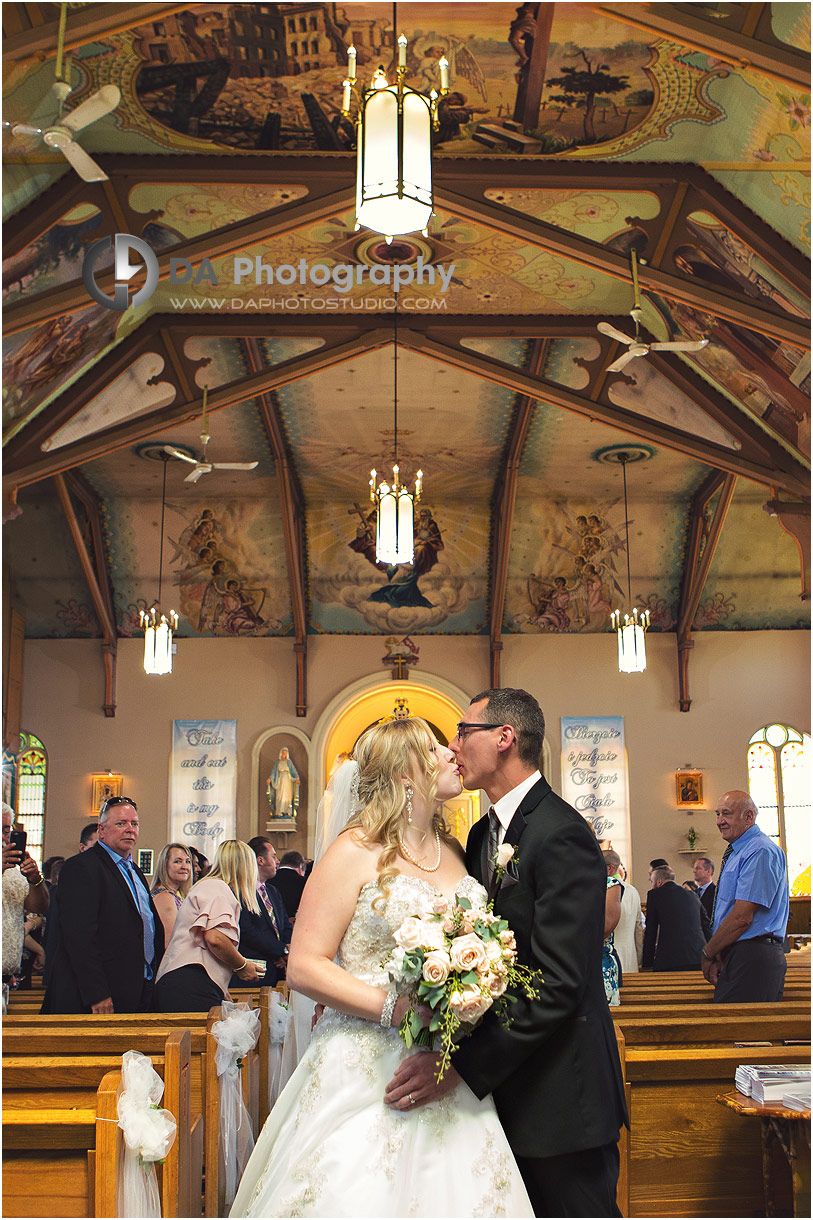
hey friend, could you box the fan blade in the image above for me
[607,350,640,373]
[183,466,208,484]
[163,445,198,465]
[210,462,259,471]
[9,122,44,138]
[60,85,120,134]
[597,322,633,345]
[48,134,108,182]
[650,339,709,353]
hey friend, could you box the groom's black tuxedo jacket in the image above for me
[452,776,628,1159]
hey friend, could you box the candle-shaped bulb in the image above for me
[372,66,388,89]
[398,33,407,68]
[347,45,357,81]
[438,55,449,91]
[341,78,351,112]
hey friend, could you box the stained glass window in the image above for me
[747,724,810,896]
[13,732,47,871]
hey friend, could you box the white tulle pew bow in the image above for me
[116,1051,177,1218]
[213,1001,261,1209]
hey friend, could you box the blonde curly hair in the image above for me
[342,717,455,906]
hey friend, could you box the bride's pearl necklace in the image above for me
[399,827,442,873]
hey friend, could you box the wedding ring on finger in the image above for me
[408,1093,415,1107]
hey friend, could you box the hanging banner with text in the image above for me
[560,716,631,872]
[170,719,237,858]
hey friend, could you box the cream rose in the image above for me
[432,897,449,915]
[423,949,451,985]
[485,938,504,966]
[486,971,509,998]
[496,843,515,869]
[393,916,427,951]
[419,920,448,952]
[450,983,492,1023]
[449,932,489,974]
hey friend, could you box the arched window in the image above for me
[747,723,810,895]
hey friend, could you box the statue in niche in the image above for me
[267,747,300,819]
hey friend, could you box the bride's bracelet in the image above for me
[379,986,398,1028]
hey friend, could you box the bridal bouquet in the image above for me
[383,893,542,1079]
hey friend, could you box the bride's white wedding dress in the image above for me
[230,874,533,1218]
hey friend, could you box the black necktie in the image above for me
[486,807,501,885]
[711,844,733,924]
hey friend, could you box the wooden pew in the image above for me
[625,1043,811,1217]
[614,1011,810,1046]
[3,1030,197,1218]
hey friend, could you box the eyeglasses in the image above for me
[100,796,138,815]
[454,722,503,740]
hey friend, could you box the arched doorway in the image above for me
[310,673,479,852]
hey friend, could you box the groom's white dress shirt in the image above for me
[489,770,542,845]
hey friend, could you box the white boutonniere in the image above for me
[493,843,519,888]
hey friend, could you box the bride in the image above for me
[230,716,533,1218]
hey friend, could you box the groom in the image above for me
[385,688,627,1217]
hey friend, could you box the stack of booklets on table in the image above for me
[735,1064,811,1105]
[781,1084,811,1112]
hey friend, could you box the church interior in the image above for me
[1,2,810,1212]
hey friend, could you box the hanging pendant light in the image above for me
[340,6,448,239]
[369,308,423,564]
[140,452,178,675]
[609,451,650,673]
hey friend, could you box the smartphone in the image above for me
[9,828,26,856]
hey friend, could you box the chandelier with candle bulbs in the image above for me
[340,19,449,239]
[140,452,178,675]
[369,308,422,564]
[607,449,650,673]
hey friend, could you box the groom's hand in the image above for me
[384,1053,460,1110]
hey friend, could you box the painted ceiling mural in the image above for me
[1,2,810,664]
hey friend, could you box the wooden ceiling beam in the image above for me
[675,472,737,712]
[53,473,117,717]
[643,350,803,472]
[244,338,309,717]
[489,340,546,687]
[3,316,163,460]
[594,3,810,89]
[399,331,810,499]
[3,179,110,261]
[3,314,621,466]
[3,5,191,60]
[433,186,810,349]
[4,330,390,491]
[2,185,356,336]
[62,470,118,639]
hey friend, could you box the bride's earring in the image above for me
[405,786,414,825]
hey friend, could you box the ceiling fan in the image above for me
[4,3,120,182]
[163,388,260,484]
[598,248,709,373]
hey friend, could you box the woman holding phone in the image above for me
[2,802,48,988]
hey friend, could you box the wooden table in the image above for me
[717,1090,810,1217]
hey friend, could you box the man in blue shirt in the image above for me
[701,790,789,1003]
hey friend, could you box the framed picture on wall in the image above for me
[138,849,154,877]
[675,770,704,808]
[91,773,123,815]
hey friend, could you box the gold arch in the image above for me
[322,681,480,845]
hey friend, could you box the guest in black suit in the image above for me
[41,797,164,1014]
[693,856,716,920]
[642,866,707,971]
[273,851,307,919]
[231,836,293,988]
[386,687,628,1217]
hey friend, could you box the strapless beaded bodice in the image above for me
[337,873,487,988]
